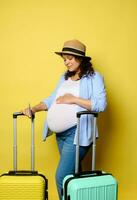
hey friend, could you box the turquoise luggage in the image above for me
[62,111,118,200]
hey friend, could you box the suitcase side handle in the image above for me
[8,170,38,176]
[74,170,104,177]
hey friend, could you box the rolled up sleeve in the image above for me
[91,72,107,112]
[42,91,57,109]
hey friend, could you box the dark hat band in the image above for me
[62,47,85,56]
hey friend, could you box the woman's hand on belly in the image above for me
[56,93,76,104]
[56,93,92,110]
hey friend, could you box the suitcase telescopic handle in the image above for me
[13,111,35,172]
[75,111,98,174]
[77,111,98,118]
[13,111,35,119]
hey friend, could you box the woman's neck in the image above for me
[71,73,80,81]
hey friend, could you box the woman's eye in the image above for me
[63,56,73,62]
[69,56,73,59]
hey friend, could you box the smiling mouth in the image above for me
[68,66,73,69]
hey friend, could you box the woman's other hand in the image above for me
[56,93,76,104]
[21,107,33,118]
[56,94,91,110]
[21,102,48,117]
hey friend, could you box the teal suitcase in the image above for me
[62,111,118,200]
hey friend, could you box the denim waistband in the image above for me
[56,125,77,137]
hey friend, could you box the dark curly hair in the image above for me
[64,55,94,80]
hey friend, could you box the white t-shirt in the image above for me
[47,78,80,133]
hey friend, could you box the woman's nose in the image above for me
[65,59,70,65]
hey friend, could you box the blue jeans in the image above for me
[55,126,90,200]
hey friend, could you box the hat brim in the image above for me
[55,51,91,60]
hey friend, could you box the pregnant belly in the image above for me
[47,102,78,133]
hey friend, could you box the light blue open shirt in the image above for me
[42,71,107,146]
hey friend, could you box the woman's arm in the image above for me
[56,72,107,112]
[22,75,65,117]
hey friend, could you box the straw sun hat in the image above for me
[55,39,91,60]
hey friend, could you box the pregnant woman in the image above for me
[22,39,107,200]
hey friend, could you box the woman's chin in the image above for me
[68,68,75,72]
[67,70,76,76]
[68,69,73,72]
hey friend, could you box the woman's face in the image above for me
[62,54,82,73]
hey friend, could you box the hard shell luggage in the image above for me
[62,111,118,200]
[0,112,48,200]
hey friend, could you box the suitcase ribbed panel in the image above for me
[0,176,45,200]
[77,185,117,200]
